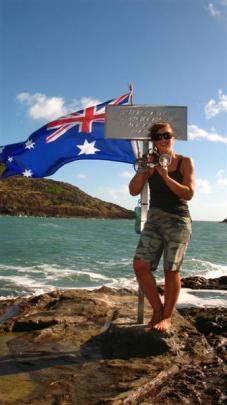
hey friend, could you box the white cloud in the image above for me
[107,186,129,200]
[216,169,227,187]
[17,92,66,120]
[189,198,227,221]
[196,179,212,194]
[76,174,88,180]
[17,92,101,121]
[207,2,221,17]
[78,97,100,109]
[205,90,227,119]
[188,124,227,144]
[119,171,133,179]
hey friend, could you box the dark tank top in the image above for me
[148,157,190,217]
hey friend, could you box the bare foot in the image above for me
[153,317,172,332]
[148,309,163,329]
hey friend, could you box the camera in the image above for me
[134,149,172,173]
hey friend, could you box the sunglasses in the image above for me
[153,132,174,141]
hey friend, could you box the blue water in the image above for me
[0,216,226,300]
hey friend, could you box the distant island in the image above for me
[221,218,227,223]
[0,175,134,219]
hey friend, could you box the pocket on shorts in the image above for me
[176,217,192,243]
[167,216,192,244]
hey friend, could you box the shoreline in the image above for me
[0,214,134,220]
[1,288,227,309]
[0,275,226,303]
[0,214,226,222]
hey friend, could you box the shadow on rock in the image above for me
[80,324,169,360]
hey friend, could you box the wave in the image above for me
[0,257,226,303]
[182,259,227,279]
[95,258,132,267]
[38,222,62,228]
[0,263,138,300]
[0,263,115,281]
[0,263,118,300]
[178,288,227,308]
[0,257,226,279]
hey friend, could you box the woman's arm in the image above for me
[129,168,154,196]
[156,157,195,200]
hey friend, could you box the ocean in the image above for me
[0,216,226,307]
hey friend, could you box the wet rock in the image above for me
[0,288,226,405]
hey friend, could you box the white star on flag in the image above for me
[77,140,100,155]
[25,139,35,150]
[7,157,13,162]
[22,169,33,177]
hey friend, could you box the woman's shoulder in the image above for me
[177,155,194,165]
[178,156,195,176]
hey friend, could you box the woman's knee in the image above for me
[133,259,151,277]
[164,269,181,281]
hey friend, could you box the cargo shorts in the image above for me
[134,207,192,272]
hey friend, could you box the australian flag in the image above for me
[0,93,136,179]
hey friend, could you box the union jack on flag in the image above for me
[0,93,136,179]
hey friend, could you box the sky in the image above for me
[0,0,226,221]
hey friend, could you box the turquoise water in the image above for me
[0,216,226,299]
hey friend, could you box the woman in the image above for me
[129,122,195,332]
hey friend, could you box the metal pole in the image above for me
[137,140,150,324]
[128,83,149,324]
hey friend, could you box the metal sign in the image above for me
[105,105,187,140]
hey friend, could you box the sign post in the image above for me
[105,92,187,324]
[137,138,149,324]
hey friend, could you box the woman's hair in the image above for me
[148,122,174,141]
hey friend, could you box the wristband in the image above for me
[137,166,147,174]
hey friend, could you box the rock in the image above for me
[178,307,227,363]
[181,276,227,290]
[157,276,227,295]
[0,288,226,404]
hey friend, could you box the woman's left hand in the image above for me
[156,165,169,179]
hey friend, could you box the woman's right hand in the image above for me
[129,165,154,196]
[143,150,160,167]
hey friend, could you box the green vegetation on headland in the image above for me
[0,173,134,219]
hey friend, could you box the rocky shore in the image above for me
[0,276,226,405]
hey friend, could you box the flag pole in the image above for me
[128,83,147,324]
[128,83,140,159]
[129,82,134,105]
